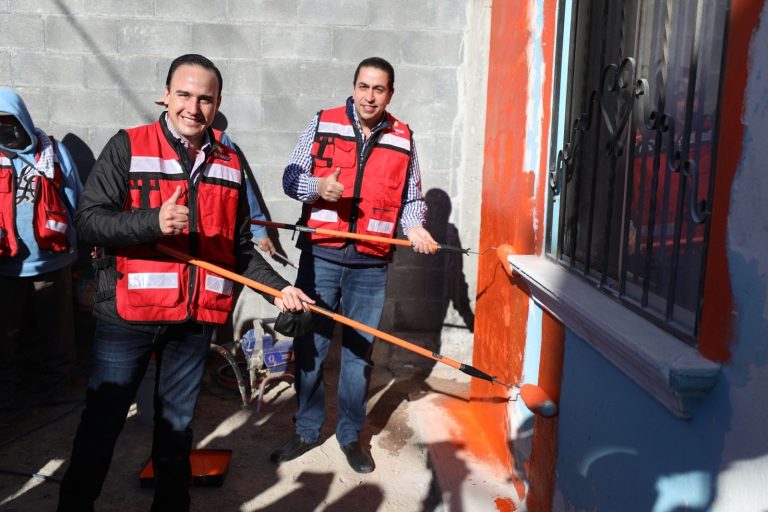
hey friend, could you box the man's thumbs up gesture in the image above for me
[159,186,189,235]
[318,167,344,202]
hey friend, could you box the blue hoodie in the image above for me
[0,87,82,277]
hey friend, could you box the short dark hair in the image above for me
[165,54,223,96]
[353,57,395,89]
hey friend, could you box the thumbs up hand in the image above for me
[318,167,344,202]
[159,186,190,235]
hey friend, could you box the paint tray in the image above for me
[138,449,232,488]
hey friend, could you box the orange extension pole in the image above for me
[155,244,510,389]
[251,219,477,255]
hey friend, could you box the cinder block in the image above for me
[266,197,305,226]
[246,165,289,206]
[122,91,162,126]
[437,2,468,30]
[0,51,10,84]
[11,86,48,124]
[393,299,446,332]
[0,14,45,50]
[46,16,118,54]
[228,0,297,23]
[386,267,445,298]
[13,52,85,88]
[298,61,351,100]
[413,135,456,171]
[261,95,321,132]
[298,0,366,26]
[367,0,437,29]
[401,32,462,67]
[229,129,300,170]
[225,60,264,95]
[88,125,124,158]
[396,66,457,101]
[259,61,299,97]
[190,24,260,60]
[397,99,456,135]
[262,26,331,61]
[9,0,82,14]
[219,94,262,132]
[85,55,159,92]
[83,0,153,16]
[54,128,96,180]
[119,20,189,56]
[421,169,452,196]
[51,89,122,126]
[154,0,227,21]
[332,29,400,65]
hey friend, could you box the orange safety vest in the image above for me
[114,122,242,324]
[305,106,412,257]
[0,140,70,257]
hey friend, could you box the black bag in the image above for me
[273,309,313,338]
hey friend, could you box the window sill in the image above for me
[506,254,720,419]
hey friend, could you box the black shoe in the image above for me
[340,441,375,474]
[270,434,321,464]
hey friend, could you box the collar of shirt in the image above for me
[345,96,390,145]
[163,112,211,180]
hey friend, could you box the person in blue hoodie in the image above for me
[0,87,82,410]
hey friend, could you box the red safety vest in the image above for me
[114,122,242,324]
[0,140,70,257]
[305,106,412,257]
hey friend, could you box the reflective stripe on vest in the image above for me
[128,272,179,289]
[45,219,68,234]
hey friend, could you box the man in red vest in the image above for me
[57,54,313,512]
[274,57,437,473]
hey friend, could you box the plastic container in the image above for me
[263,334,293,374]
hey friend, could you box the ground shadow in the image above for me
[371,189,475,445]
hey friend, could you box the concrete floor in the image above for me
[0,337,473,512]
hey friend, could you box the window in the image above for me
[546,0,729,344]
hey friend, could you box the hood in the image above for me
[0,87,38,154]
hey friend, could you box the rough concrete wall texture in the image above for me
[0,1,489,360]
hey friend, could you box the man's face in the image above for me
[352,66,394,131]
[162,64,221,147]
[0,115,29,150]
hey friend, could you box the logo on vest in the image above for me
[212,144,232,162]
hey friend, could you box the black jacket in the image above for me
[76,115,288,332]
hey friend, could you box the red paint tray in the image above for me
[138,449,232,488]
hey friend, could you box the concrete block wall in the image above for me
[0,0,490,364]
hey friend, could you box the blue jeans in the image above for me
[58,320,212,512]
[293,250,388,446]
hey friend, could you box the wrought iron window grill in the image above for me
[546,0,729,344]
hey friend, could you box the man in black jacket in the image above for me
[58,54,312,512]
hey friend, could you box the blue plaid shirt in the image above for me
[282,100,427,233]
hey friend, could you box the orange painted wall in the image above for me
[470,0,533,474]
[470,0,563,507]
[698,0,762,361]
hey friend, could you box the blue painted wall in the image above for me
[551,7,768,509]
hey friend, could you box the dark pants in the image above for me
[0,267,76,404]
[58,320,212,512]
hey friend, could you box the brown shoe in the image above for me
[340,441,375,473]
